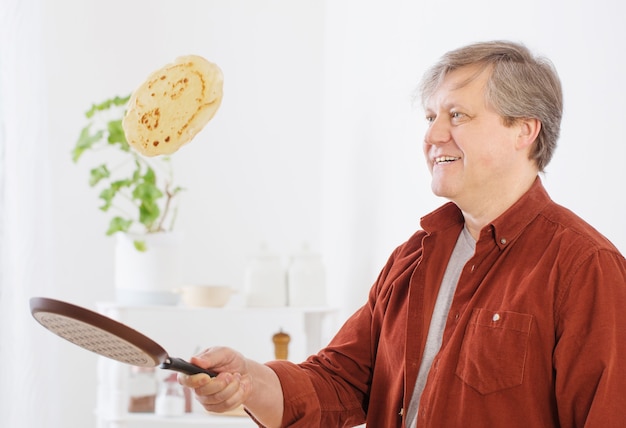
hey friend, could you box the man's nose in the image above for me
[424,116,451,146]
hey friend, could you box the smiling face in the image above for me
[423,64,539,216]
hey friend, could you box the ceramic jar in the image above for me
[287,243,326,307]
[243,244,287,307]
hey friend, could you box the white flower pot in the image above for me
[114,232,181,305]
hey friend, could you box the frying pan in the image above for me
[30,296,216,376]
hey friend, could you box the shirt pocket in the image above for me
[455,308,533,395]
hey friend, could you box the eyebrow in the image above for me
[424,99,472,113]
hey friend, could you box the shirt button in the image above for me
[492,313,501,322]
[500,238,507,245]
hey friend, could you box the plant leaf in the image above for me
[85,94,131,118]
[89,165,110,187]
[111,178,134,191]
[133,181,163,201]
[138,199,161,228]
[72,126,104,162]
[133,240,147,252]
[98,178,134,212]
[106,216,133,235]
[143,167,157,185]
[107,119,130,151]
[170,185,185,196]
[98,187,115,211]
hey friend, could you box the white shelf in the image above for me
[95,303,338,428]
[97,412,257,427]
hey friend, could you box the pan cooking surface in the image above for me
[33,311,159,367]
[30,297,214,376]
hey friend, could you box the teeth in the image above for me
[435,156,459,164]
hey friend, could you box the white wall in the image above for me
[321,0,626,318]
[45,0,326,304]
[42,0,325,425]
[29,0,626,427]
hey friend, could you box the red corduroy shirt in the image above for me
[263,178,626,427]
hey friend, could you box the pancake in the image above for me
[123,55,223,156]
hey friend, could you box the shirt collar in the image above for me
[420,177,552,249]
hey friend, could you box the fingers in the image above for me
[190,346,245,373]
[177,371,211,389]
[197,372,246,411]
[178,371,247,413]
[176,348,227,388]
[176,347,250,413]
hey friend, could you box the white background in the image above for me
[2,0,625,427]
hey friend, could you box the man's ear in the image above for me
[517,118,541,151]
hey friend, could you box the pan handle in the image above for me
[160,357,217,377]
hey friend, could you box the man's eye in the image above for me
[451,112,465,119]
[425,115,435,123]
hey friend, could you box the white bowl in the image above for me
[179,285,234,308]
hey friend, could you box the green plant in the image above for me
[72,95,183,251]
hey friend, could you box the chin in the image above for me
[431,182,451,198]
[431,185,460,204]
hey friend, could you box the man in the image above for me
[179,41,626,427]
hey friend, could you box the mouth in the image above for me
[434,156,461,165]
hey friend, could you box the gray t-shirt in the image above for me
[405,226,476,427]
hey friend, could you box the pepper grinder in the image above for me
[272,329,291,360]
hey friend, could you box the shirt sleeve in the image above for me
[264,305,372,427]
[553,249,626,427]
[258,238,421,427]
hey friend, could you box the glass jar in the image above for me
[155,374,185,417]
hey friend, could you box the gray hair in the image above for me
[418,40,563,172]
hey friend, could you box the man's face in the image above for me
[422,65,528,211]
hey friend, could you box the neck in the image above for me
[460,174,538,240]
